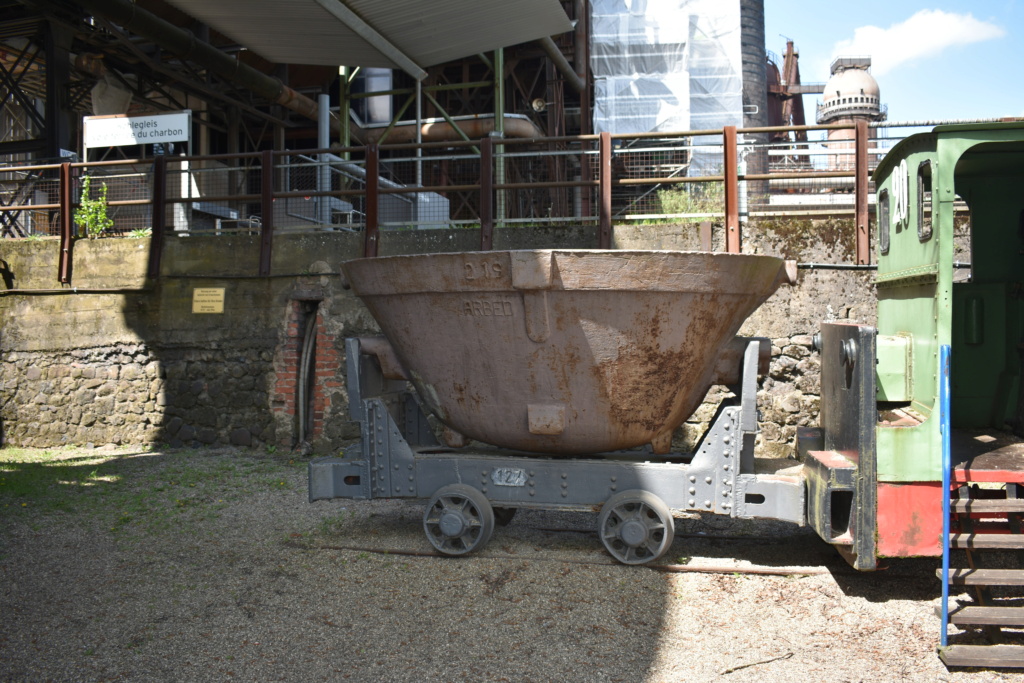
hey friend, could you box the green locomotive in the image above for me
[803,121,1024,570]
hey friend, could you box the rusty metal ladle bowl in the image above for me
[342,250,795,455]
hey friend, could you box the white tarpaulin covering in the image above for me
[591,0,742,145]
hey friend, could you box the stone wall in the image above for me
[0,234,362,451]
[0,220,876,455]
[746,219,877,456]
[669,218,878,455]
[0,344,273,448]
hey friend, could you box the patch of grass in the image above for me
[655,182,725,221]
[0,446,299,541]
[0,449,118,513]
[316,507,356,536]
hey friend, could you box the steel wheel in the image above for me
[598,490,675,565]
[423,484,495,556]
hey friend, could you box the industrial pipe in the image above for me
[574,0,588,80]
[297,313,317,446]
[538,37,586,94]
[359,114,545,145]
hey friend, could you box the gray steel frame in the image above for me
[309,337,805,526]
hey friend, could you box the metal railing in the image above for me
[1,122,921,281]
[939,343,953,649]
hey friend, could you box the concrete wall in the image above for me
[0,220,874,454]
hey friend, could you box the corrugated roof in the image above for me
[162,0,572,71]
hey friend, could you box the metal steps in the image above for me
[943,605,1024,626]
[940,483,1024,669]
[950,533,1024,550]
[940,568,1024,586]
[941,644,1024,668]
[954,499,1024,514]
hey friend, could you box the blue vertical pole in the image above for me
[940,344,952,648]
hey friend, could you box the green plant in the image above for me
[24,233,45,241]
[74,175,114,239]
[656,181,724,219]
[128,228,152,238]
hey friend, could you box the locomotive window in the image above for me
[917,161,933,241]
[878,189,890,254]
[953,202,973,283]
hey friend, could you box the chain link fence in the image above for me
[77,163,152,236]
[0,164,62,237]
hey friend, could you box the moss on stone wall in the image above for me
[753,217,857,262]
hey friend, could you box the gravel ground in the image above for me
[1,445,1023,683]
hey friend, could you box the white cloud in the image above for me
[831,9,1005,76]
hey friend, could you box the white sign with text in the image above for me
[83,111,191,149]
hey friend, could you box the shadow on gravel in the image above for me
[0,449,152,513]
[633,513,948,607]
[0,446,302,535]
[829,558,943,602]
[833,549,1024,605]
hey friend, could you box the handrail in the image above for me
[2,121,918,271]
[939,343,952,648]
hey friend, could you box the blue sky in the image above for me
[764,0,1024,123]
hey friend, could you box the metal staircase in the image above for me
[939,345,1024,667]
[939,485,1024,667]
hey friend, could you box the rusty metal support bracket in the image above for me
[258,149,274,277]
[854,120,870,265]
[724,125,740,253]
[598,131,611,249]
[479,136,493,251]
[364,144,380,258]
[58,162,74,284]
[148,155,166,279]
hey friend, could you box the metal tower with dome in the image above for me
[817,57,887,170]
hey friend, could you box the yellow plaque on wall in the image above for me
[192,287,225,314]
